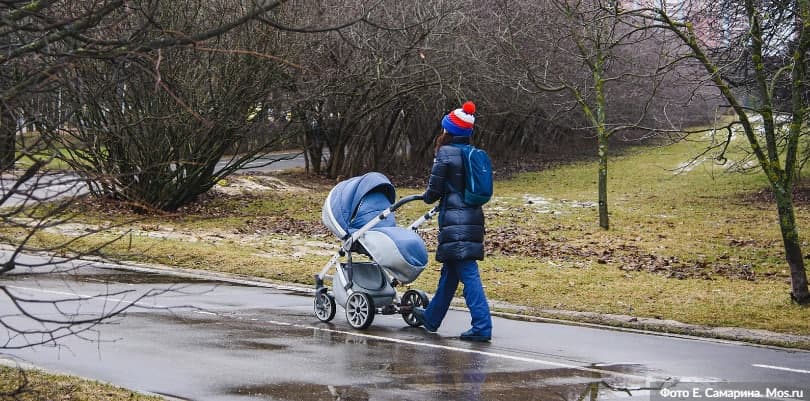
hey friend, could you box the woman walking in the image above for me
[412,101,493,342]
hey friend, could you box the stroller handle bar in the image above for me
[390,194,438,230]
[389,194,424,212]
[408,205,438,231]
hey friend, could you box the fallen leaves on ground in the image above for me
[484,226,763,281]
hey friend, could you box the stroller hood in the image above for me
[322,172,396,238]
[322,172,428,284]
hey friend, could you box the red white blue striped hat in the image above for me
[441,101,476,136]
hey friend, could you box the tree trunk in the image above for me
[594,56,609,231]
[597,134,609,230]
[304,126,323,175]
[773,184,810,304]
[0,107,15,171]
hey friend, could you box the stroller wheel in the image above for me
[401,289,430,327]
[345,292,375,330]
[314,292,336,322]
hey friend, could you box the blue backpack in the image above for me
[452,144,493,206]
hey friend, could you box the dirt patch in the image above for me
[212,175,306,195]
[741,181,810,206]
[613,255,757,281]
[43,217,336,260]
[484,226,765,281]
[58,175,338,260]
[72,173,323,216]
[486,226,593,260]
[260,170,335,190]
[236,216,328,237]
[522,195,597,214]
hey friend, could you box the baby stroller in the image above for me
[314,172,437,329]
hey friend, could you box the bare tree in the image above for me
[285,1,595,178]
[0,0,312,361]
[628,0,810,303]
[294,0,722,181]
[462,0,707,229]
[54,9,296,211]
[536,0,667,230]
[278,0,453,177]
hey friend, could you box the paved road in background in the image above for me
[0,152,306,208]
[0,172,88,208]
[214,152,306,174]
[1,254,808,401]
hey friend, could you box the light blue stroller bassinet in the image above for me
[314,172,437,329]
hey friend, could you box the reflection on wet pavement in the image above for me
[222,367,647,401]
[152,310,655,400]
[227,383,370,401]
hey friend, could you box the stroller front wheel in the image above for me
[401,289,430,327]
[345,292,375,330]
[314,292,336,322]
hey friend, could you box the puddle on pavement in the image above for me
[221,364,653,400]
[76,272,225,285]
[196,331,290,351]
[231,339,288,351]
[227,382,369,401]
[209,317,656,400]
[144,311,317,339]
[206,335,288,352]
[432,364,651,400]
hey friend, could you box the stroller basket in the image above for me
[332,262,396,310]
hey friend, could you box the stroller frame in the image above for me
[314,194,438,329]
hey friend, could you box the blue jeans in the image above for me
[423,259,492,336]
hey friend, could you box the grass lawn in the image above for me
[6,126,810,340]
[0,365,162,401]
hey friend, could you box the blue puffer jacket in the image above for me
[424,136,485,262]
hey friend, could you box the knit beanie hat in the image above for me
[441,101,476,137]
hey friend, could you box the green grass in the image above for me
[14,146,75,171]
[471,131,809,335]
[5,128,809,340]
[494,135,798,274]
[0,366,162,401]
[476,256,807,333]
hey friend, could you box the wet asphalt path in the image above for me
[0,172,88,208]
[1,152,305,208]
[1,256,809,401]
[214,152,306,174]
